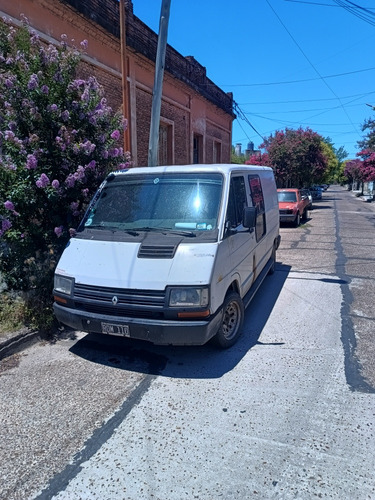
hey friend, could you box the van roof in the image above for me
[109,164,273,177]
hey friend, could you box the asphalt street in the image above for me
[0,186,374,500]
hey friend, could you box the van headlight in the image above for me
[168,287,209,307]
[54,274,74,296]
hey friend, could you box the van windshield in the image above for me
[81,173,223,233]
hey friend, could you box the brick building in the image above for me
[0,0,235,166]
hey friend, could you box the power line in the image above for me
[220,65,375,88]
[332,0,375,26]
[239,91,375,106]
[265,0,360,135]
[284,0,341,5]
[233,102,265,141]
[241,92,371,116]
[285,0,375,26]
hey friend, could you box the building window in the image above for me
[193,133,203,164]
[213,141,222,163]
[159,122,173,165]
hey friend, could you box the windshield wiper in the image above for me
[167,230,196,237]
[131,227,168,233]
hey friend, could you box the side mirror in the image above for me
[243,206,256,229]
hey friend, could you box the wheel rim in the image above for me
[222,300,241,341]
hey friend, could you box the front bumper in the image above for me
[53,303,222,346]
[279,213,296,222]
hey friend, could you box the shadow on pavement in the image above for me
[69,263,291,380]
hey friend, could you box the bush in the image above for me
[0,18,130,331]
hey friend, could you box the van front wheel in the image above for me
[214,292,244,348]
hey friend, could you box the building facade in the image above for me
[1,0,234,166]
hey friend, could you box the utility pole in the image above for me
[148,0,171,166]
[119,0,130,152]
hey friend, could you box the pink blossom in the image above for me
[111,130,120,141]
[65,174,76,188]
[36,173,50,188]
[1,219,12,233]
[54,226,63,237]
[86,160,96,169]
[4,200,15,211]
[27,74,39,90]
[26,154,37,169]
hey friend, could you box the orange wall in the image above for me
[0,0,233,165]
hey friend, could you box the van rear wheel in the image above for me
[268,245,276,275]
[214,292,244,348]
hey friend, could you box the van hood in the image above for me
[56,238,217,289]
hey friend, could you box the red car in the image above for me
[277,188,310,226]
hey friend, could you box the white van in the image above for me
[53,164,280,348]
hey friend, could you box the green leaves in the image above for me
[0,18,130,329]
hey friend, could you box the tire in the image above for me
[268,245,276,275]
[214,292,244,348]
[302,208,308,221]
[294,212,300,227]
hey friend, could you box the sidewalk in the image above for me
[0,327,41,361]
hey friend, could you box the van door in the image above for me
[248,174,268,279]
[225,174,256,297]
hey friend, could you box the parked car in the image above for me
[277,188,310,226]
[310,186,323,200]
[300,188,313,210]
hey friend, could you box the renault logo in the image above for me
[112,296,118,305]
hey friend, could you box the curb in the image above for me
[0,329,40,361]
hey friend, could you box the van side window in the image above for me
[226,176,247,228]
[248,175,266,240]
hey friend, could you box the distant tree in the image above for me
[344,159,364,190]
[231,146,245,164]
[322,138,348,183]
[320,140,338,182]
[356,109,375,183]
[252,127,328,187]
[358,116,375,152]
[245,152,270,166]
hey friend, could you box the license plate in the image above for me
[101,322,130,337]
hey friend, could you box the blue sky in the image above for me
[132,0,375,160]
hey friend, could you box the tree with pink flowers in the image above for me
[356,112,375,183]
[246,127,329,187]
[0,18,130,329]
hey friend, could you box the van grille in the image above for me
[73,283,165,318]
[137,244,177,259]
